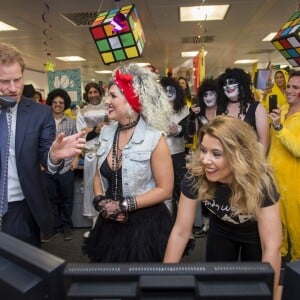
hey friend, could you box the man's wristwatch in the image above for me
[273,124,283,131]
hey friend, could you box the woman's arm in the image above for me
[93,161,104,196]
[164,194,198,262]
[135,135,174,208]
[255,103,270,155]
[258,202,282,300]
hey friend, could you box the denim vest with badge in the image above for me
[97,118,163,198]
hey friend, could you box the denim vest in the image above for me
[96,118,164,197]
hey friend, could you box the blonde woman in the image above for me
[164,116,282,300]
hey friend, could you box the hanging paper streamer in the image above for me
[42,1,55,71]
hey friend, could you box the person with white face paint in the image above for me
[177,77,195,153]
[203,90,217,107]
[160,77,190,220]
[217,68,270,155]
[187,78,218,138]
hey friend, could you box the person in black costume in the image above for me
[164,116,282,299]
[160,76,189,218]
[186,77,218,140]
[216,67,270,154]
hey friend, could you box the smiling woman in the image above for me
[85,63,174,263]
[164,115,283,300]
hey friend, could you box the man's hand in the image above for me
[50,131,86,164]
[268,107,281,128]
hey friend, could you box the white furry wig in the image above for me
[112,63,172,133]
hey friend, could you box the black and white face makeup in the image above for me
[165,85,176,102]
[203,90,217,107]
[223,78,239,100]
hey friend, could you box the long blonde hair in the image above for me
[189,115,276,219]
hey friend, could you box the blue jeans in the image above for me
[45,170,74,233]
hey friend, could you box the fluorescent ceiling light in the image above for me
[181,51,207,57]
[95,70,113,74]
[55,56,86,62]
[180,5,230,22]
[135,62,151,67]
[262,32,277,42]
[234,59,259,64]
[181,51,199,57]
[0,21,18,31]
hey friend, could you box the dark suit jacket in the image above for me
[15,96,55,235]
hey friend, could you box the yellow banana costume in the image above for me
[268,104,300,260]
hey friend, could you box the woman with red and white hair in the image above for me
[86,63,174,262]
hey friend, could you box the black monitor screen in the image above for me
[64,262,274,300]
[0,232,66,300]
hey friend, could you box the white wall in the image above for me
[23,69,48,99]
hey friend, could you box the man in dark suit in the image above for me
[0,43,85,247]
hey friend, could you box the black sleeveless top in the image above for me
[244,101,259,133]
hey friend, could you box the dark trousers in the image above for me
[45,170,74,233]
[206,231,262,262]
[2,200,41,248]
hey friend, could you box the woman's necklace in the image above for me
[118,116,140,131]
[228,98,239,103]
[112,128,122,201]
[111,116,140,201]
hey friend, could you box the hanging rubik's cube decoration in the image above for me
[89,4,145,65]
[271,10,300,66]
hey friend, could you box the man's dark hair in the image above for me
[289,70,300,80]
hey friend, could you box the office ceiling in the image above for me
[0,0,298,87]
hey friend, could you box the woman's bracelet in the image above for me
[92,195,106,212]
[122,196,137,212]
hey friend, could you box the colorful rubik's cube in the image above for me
[89,4,146,65]
[271,10,300,66]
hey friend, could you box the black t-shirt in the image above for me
[181,173,279,243]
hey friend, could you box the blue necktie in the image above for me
[0,109,9,222]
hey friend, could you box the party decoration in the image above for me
[48,69,82,103]
[271,10,300,66]
[111,12,127,33]
[44,60,55,72]
[89,4,146,65]
[42,1,55,71]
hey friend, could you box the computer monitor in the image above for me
[282,260,300,300]
[64,261,274,300]
[0,232,66,300]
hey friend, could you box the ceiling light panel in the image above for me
[55,56,86,62]
[95,70,113,74]
[0,21,18,31]
[234,59,258,64]
[262,32,277,42]
[180,5,230,22]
